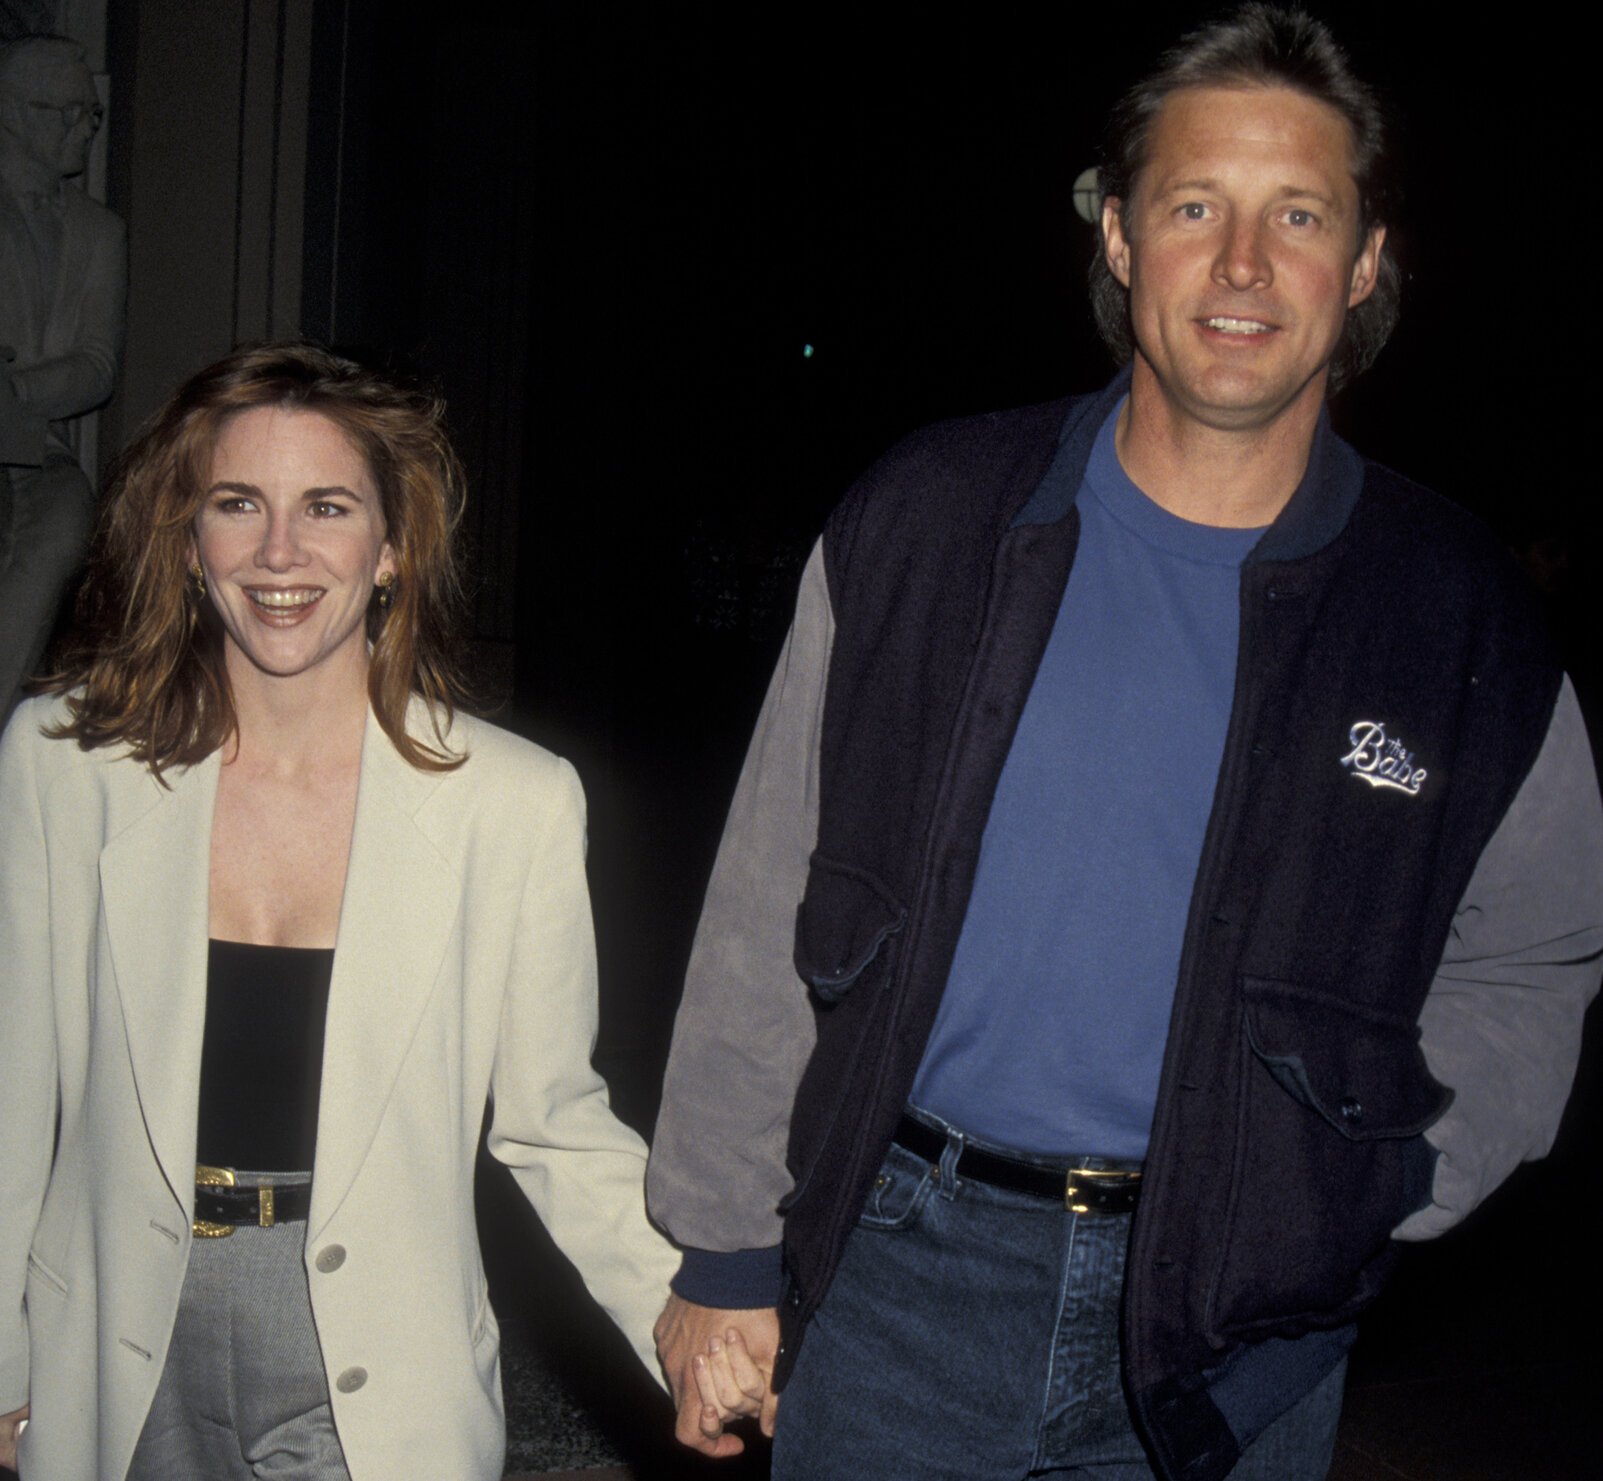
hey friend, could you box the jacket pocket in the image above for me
[1207,977,1451,1340]
[783,857,908,1211]
[26,1249,70,1299]
[792,854,906,1004]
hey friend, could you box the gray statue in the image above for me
[0,34,124,725]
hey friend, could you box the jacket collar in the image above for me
[98,748,220,1216]
[309,704,458,1235]
[1011,364,1365,563]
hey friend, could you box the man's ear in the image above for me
[1347,224,1386,308]
[1102,198,1133,288]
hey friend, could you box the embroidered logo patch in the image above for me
[1341,720,1427,796]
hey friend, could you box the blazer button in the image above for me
[336,1366,368,1393]
[315,1244,347,1273]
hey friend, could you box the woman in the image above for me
[0,344,682,1479]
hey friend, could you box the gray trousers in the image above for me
[127,1220,352,1481]
[0,459,94,726]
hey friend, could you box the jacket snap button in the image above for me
[1339,1099,1363,1122]
[336,1366,368,1393]
[315,1244,347,1273]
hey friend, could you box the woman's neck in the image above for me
[222,647,371,777]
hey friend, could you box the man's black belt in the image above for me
[893,1113,1142,1214]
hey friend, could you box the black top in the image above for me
[195,938,334,1173]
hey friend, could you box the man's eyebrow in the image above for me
[1154,176,1226,195]
[1152,177,1345,210]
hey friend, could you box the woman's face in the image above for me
[191,406,395,691]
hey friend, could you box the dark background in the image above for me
[122,2,1603,1473]
[307,0,1601,1116]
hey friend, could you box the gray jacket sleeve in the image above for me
[646,540,831,1255]
[1395,677,1603,1240]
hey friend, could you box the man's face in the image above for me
[1102,85,1384,436]
[0,59,101,180]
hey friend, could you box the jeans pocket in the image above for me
[857,1145,937,1232]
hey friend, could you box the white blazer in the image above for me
[0,695,677,1480]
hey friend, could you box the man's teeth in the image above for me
[1204,317,1272,334]
[249,589,321,609]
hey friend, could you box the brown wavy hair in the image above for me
[45,342,471,775]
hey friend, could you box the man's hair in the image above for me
[1089,4,1401,392]
[46,342,472,775]
[0,35,90,99]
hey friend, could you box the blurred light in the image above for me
[1072,166,1100,224]
[802,343,815,358]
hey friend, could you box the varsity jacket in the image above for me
[648,375,1603,1481]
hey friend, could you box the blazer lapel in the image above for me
[98,752,220,1213]
[309,713,458,1234]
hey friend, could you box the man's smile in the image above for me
[1199,315,1276,336]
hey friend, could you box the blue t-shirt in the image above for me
[910,405,1264,1158]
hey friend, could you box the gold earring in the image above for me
[189,563,206,599]
[376,571,395,610]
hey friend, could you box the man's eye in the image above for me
[1286,208,1315,227]
[1180,202,1208,220]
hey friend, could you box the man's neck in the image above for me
[1114,362,1326,530]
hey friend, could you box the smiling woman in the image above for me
[38,344,467,775]
[193,406,398,693]
[0,344,685,1480]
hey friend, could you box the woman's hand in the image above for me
[656,1296,780,1456]
[694,1326,777,1430]
[0,1403,28,1471]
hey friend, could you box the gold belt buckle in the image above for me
[193,1166,277,1234]
[194,1164,236,1238]
[1065,1166,1141,1215]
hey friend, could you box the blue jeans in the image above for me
[773,1116,1344,1480]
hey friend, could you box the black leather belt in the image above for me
[893,1114,1142,1214]
[193,1166,311,1237]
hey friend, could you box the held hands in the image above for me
[1,1403,27,1471]
[654,1294,780,1457]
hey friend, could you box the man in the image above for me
[648,7,1603,1479]
[0,34,125,725]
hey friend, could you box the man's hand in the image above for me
[1,1403,28,1471]
[654,1294,780,1456]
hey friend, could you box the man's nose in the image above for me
[1212,216,1272,292]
